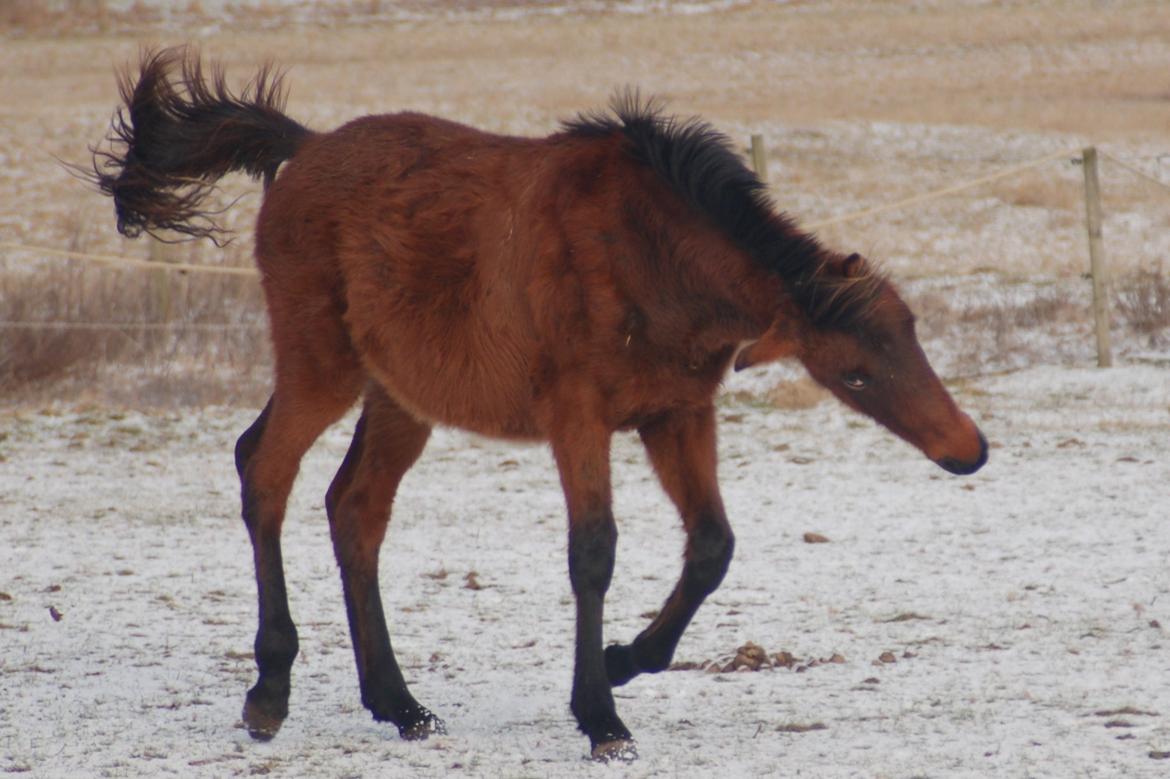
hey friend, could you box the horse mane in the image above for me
[562,93,883,329]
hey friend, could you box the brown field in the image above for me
[2,0,1168,404]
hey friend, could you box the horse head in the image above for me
[737,252,988,475]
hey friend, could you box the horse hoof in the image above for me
[241,699,284,742]
[591,738,638,763]
[399,711,446,741]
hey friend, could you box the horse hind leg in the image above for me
[236,329,363,740]
[325,385,440,739]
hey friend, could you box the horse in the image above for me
[90,47,988,762]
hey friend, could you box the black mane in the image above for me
[563,94,880,329]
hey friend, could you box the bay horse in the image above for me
[91,47,987,761]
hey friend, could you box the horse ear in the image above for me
[734,318,800,371]
[842,252,866,278]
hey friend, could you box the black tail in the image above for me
[89,46,310,243]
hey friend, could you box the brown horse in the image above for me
[91,47,987,761]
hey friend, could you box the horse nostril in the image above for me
[937,431,989,476]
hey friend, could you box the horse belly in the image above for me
[348,302,541,439]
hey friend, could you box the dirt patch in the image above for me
[672,641,848,675]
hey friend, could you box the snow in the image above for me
[2,364,1168,776]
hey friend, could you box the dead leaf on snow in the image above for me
[773,651,799,668]
[724,641,770,672]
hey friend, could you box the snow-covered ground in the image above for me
[2,364,1168,776]
[3,2,1169,775]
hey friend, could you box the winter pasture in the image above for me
[2,1,1169,776]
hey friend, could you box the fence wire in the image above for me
[1,143,1161,340]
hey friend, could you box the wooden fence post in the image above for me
[1081,146,1112,368]
[750,134,767,182]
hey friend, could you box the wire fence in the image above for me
[3,142,1169,342]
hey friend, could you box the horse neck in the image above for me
[670,239,788,354]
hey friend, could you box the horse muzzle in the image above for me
[935,431,989,475]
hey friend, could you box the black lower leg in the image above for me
[339,567,443,739]
[568,517,631,752]
[327,405,440,739]
[242,535,298,740]
[606,518,733,687]
[237,395,282,730]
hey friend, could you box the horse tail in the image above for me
[90,46,311,244]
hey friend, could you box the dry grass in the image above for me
[1115,268,1170,344]
[1,232,270,407]
[991,174,1080,213]
[0,1,110,35]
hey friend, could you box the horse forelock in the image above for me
[561,93,882,331]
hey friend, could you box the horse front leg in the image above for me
[605,405,734,687]
[549,407,635,762]
[325,386,441,739]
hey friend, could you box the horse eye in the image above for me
[842,372,869,391]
